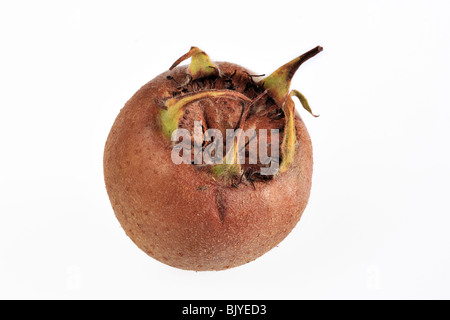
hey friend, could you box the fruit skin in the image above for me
[104,62,313,271]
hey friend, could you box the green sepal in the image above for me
[160,90,251,139]
[290,90,319,118]
[260,46,323,107]
[169,47,219,81]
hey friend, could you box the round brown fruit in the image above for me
[104,46,322,271]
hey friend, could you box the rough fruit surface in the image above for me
[104,47,321,271]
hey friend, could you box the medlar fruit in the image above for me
[104,46,322,271]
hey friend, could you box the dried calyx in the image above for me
[160,46,322,184]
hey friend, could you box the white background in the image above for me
[1,0,449,300]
